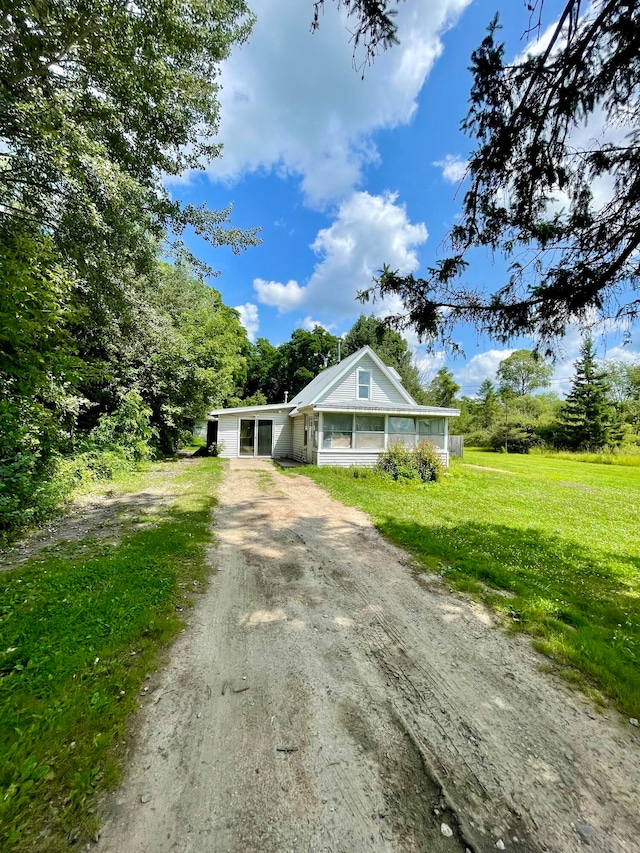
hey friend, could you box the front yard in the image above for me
[299,450,640,718]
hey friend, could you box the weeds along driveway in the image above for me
[97,459,640,853]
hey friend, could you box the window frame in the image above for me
[357,368,372,400]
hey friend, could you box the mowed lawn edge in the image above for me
[298,451,640,719]
[0,457,224,852]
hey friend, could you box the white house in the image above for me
[207,346,460,467]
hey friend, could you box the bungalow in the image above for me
[207,346,460,467]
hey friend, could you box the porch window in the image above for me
[354,414,385,449]
[418,418,445,436]
[357,369,372,400]
[322,413,353,448]
[388,416,416,448]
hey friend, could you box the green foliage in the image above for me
[1,0,259,277]
[0,458,223,851]
[242,326,340,403]
[301,450,640,717]
[497,350,553,397]
[423,367,459,407]
[87,391,154,463]
[559,339,623,451]
[375,440,442,483]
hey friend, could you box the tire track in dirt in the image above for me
[96,459,640,853]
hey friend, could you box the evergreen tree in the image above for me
[559,339,622,450]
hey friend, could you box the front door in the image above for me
[240,419,255,456]
[257,419,273,456]
[240,419,273,456]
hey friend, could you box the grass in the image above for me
[0,457,223,852]
[299,450,640,718]
[529,446,640,467]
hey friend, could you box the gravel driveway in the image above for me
[97,459,640,853]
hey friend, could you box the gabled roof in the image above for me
[288,345,416,411]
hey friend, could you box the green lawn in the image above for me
[299,450,640,718]
[0,457,223,852]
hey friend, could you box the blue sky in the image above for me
[169,0,640,397]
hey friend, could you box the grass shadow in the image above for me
[377,516,640,717]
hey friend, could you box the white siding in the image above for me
[292,415,305,462]
[217,411,292,458]
[318,353,410,407]
[217,414,238,458]
[317,448,449,468]
[272,412,292,457]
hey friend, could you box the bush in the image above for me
[207,441,225,457]
[413,441,444,482]
[375,440,443,483]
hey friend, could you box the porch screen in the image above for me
[354,415,384,449]
[322,413,353,448]
[418,418,445,435]
[388,416,416,447]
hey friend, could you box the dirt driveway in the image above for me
[97,459,640,853]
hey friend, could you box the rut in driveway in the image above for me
[97,459,640,853]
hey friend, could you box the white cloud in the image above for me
[234,302,259,342]
[195,0,473,207]
[253,191,427,321]
[300,316,335,332]
[453,349,516,393]
[253,279,305,313]
[434,154,467,184]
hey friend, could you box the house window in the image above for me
[357,369,372,400]
[304,415,308,447]
[322,413,353,448]
[312,415,319,449]
[354,415,385,449]
[418,418,445,436]
[388,416,416,448]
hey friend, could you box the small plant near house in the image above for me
[375,440,442,483]
[413,441,444,482]
[207,441,225,457]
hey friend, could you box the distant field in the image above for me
[299,449,640,718]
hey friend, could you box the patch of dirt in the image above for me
[0,459,194,573]
[96,458,640,853]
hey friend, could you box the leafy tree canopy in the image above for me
[1,0,260,280]
[354,1,640,350]
[497,349,553,397]
[423,367,459,408]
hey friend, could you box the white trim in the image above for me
[208,403,294,416]
[357,367,372,400]
[300,346,416,408]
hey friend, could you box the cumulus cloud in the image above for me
[433,154,467,184]
[253,191,427,321]
[234,302,260,342]
[195,0,472,207]
[453,349,516,393]
[253,279,305,313]
[300,316,336,332]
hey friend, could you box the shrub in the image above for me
[413,441,444,482]
[207,441,225,457]
[375,440,442,483]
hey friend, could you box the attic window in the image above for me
[357,369,372,400]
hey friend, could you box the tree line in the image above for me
[427,343,640,453]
